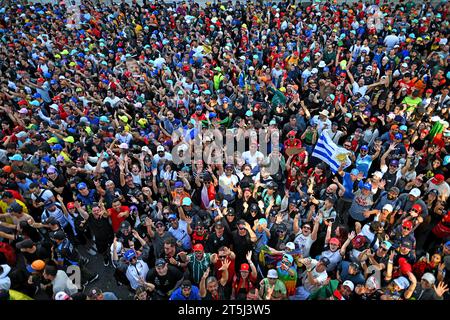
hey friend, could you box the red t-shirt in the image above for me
[108,206,130,233]
[214,259,236,285]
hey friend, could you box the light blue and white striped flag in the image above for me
[311,132,352,173]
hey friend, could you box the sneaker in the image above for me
[87,247,97,256]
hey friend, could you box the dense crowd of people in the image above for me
[1,0,450,301]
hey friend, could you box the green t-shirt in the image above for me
[187,252,212,285]
[402,96,422,111]
[260,278,287,300]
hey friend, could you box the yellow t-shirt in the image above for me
[0,200,29,224]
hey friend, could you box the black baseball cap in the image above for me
[215,220,224,228]
[226,207,235,216]
[7,202,23,213]
[181,280,192,288]
[319,257,331,267]
[277,223,287,232]
[50,229,66,240]
[155,258,167,267]
[16,239,35,250]
[120,221,131,231]
[45,216,59,225]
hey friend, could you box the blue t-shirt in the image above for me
[254,229,269,253]
[355,155,373,178]
[338,261,365,285]
[342,173,363,200]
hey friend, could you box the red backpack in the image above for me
[0,242,16,266]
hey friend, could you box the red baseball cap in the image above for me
[37,78,45,83]
[370,117,377,122]
[329,237,341,246]
[193,244,204,252]
[18,100,28,106]
[432,174,445,184]
[402,220,413,229]
[67,202,75,209]
[240,263,250,272]
[426,89,433,93]
[411,204,422,213]
[288,130,296,137]
[398,257,412,274]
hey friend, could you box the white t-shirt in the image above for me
[31,189,55,203]
[126,260,150,290]
[103,96,121,108]
[242,150,264,169]
[352,81,368,97]
[219,174,239,196]
[294,232,315,258]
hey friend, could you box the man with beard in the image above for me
[205,221,232,254]
[145,217,175,261]
[200,259,231,300]
[142,258,184,300]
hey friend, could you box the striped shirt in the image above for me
[187,253,212,285]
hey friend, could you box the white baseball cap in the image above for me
[421,272,436,284]
[383,204,393,212]
[157,145,165,152]
[54,291,71,300]
[409,188,421,198]
[372,171,383,179]
[343,280,355,292]
[267,269,278,279]
[285,242,295,251]
[119,143,129,149]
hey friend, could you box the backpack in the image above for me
[0,242,17,266]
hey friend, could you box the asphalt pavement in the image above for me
[77,246,133,300]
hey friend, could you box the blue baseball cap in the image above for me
[124,249,136,261]
[390,159,399,167]
[51,144,63,151]
[77,182,88,190]
[99,115,109,123]
[182,197,192,206]
[362,183,372,190]
[174,181,184,188]
[195,105,203,111]
[350,168,360,176]
[9,154,23,161]
[394,133,403,140]
[360,145,369,151]
[168,214,177,220]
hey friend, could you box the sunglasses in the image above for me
[380,247,388,252]
[194,251,203,254]
[155,224,164,228]
[238,227,246,230]
[218,255,227,260]
[403,227,411,231]
[303,226,311,230]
